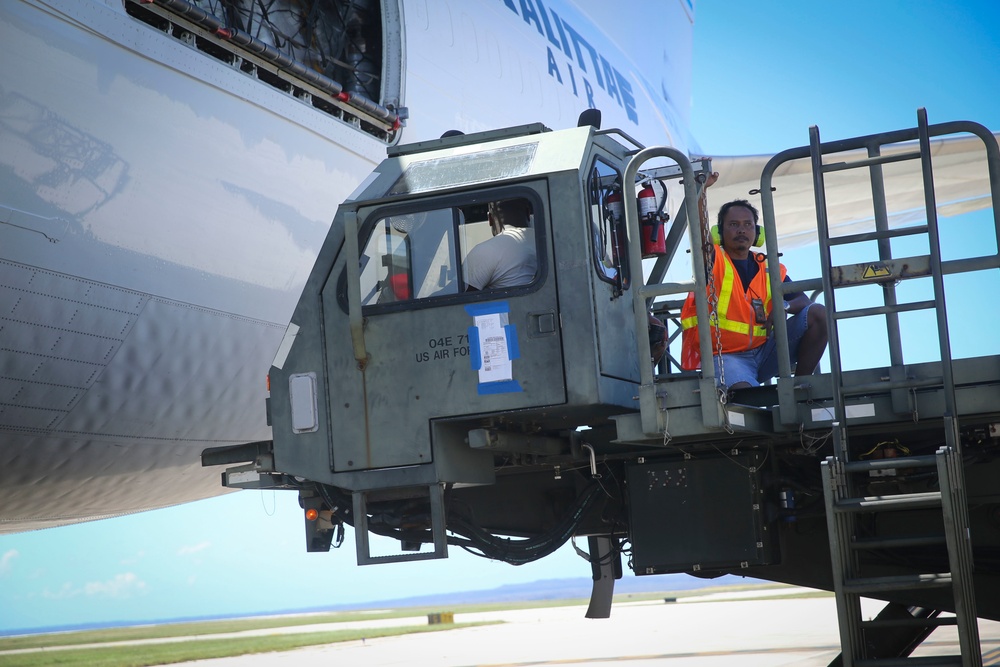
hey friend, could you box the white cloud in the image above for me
[120,550,146,566]
[84,572,147,598]
[178,541,211,556]
[0,549,18,575]
[43,573,148,600]
[42,582,78,600]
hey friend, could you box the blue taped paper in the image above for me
[464,301,510,317]
[465,301,521,393]
[478,379,523,395]
[467,325,481,370]
[503,324,520,360]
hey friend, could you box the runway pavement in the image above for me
[170,591,1000,666]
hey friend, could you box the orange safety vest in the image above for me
[680,246,787,370]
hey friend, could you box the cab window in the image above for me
[354,196,538,310]
[359,208,460,305]
[588,158,629,293]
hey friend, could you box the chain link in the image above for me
[698,176,727,399]
[698,172,732,434]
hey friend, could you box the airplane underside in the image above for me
[0,0,395,531]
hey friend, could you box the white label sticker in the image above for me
[474,312,512,384]
[811,403,875,421]
[228,470,261,484]
[289,372,318,433]
[811,406,836,422]
[846,403,876,419]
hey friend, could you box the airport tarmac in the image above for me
[174,591,1000,666]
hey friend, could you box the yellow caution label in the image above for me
[862,263,892,280]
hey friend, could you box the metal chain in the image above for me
[698,173,732,434]
[698,177,727,402]
[661,397,672,446]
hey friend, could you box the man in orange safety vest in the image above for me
[680,173,828,392]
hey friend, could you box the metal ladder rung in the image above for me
[821,149,922,173]
[856,656,964,667]
[813,110,983,665]
[833,300,938,321]
[835,492,942,512]
[828,224,930,247]
[843,572,952,594]
[839,375,943,395]
[851,534,947,550]
[862,615,957,629]
[843,456,938,473]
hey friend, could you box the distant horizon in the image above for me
[0,572,763,638]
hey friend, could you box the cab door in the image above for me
[322,183,565,473]
[587,156,641,383]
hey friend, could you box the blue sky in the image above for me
[2,1,999,636]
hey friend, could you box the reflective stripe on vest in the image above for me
[680,247,785,357]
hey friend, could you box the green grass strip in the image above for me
[0,622,492,667]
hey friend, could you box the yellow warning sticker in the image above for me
[862,263,892,280]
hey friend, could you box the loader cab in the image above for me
[265,124,654,549]
[215,112,1000,658]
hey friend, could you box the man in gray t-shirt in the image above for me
[465,200,537,291]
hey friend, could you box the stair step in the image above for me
[827,223,928,246]
[862,615,957,629]
[844,573,952,594]
[839,375,944,395]
[835,492,942,512]
[856,656,964,667]
[821,149,923,175]
[843,456,938,473]
[852,534,947,550]
[833,299,938,321]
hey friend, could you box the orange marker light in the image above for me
[305,508,319,521]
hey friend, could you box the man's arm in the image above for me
[781,275,811,314]
[784,293,812,315]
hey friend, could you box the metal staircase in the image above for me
[810,109,981,666]
[822,445,979,665]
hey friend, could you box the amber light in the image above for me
[305,508,319,521]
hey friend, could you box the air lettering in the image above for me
[547,46,563,84]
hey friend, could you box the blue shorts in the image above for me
[714,302,816,389]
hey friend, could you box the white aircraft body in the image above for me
[0,0,696,532]
[0,0,993,533]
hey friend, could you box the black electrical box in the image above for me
[626,451,775,575]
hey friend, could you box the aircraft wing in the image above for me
[703,131,999,249]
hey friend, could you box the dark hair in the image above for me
[717,199,759,227]
[490,199,531,229]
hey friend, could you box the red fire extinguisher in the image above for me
[638,182,666,257]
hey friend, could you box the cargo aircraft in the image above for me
[3,0,994,534]
[7,2,1000,663]
[3,0,702,532]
